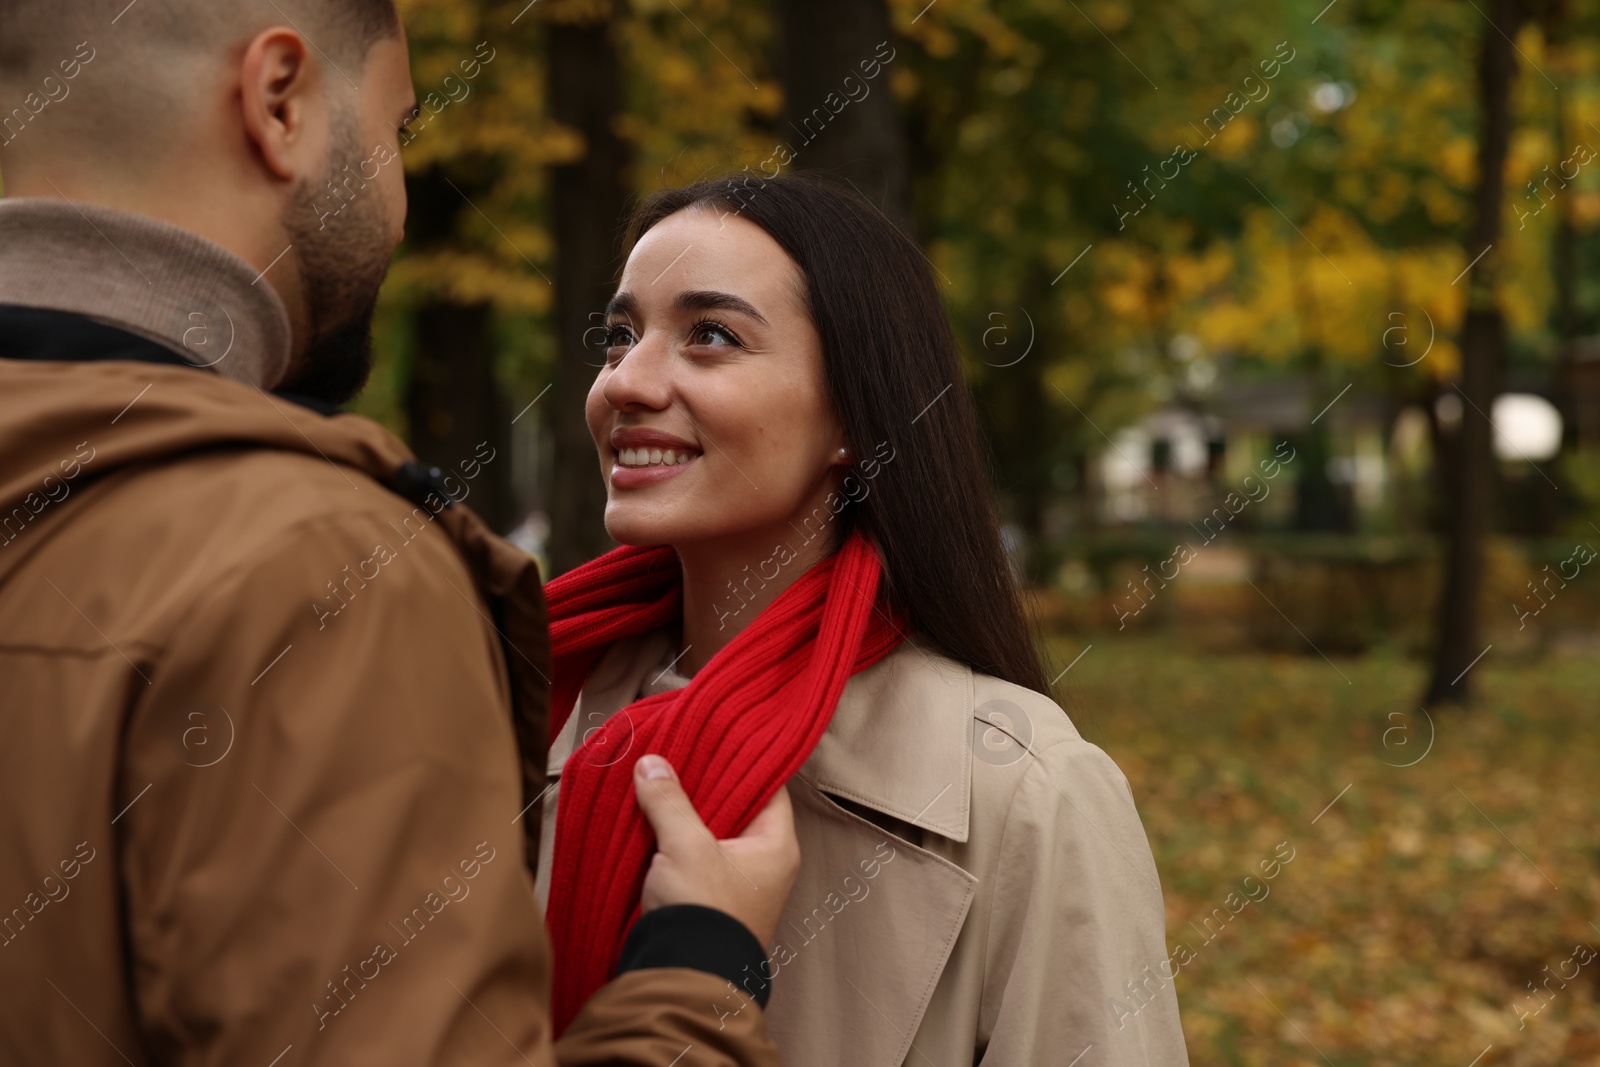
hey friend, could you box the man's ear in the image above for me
[238,28,325,182]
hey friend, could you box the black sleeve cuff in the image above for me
[615,905,772,1009]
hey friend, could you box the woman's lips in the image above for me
[609,451,700,490]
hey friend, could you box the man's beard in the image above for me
[276,111,394,407]
[278,301,378,407]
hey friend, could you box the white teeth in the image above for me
[617,446,699,468]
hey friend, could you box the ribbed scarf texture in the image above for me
[542,529,905,1034]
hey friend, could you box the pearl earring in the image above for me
[838,446,850,460]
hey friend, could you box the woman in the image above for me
[534,173,1188,1065]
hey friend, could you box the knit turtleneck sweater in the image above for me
[0,196,293,387]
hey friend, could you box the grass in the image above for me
[1048,635,1600,1066]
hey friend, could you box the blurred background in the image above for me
[371,0,1599,1060]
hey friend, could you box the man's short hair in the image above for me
[0,0,400,160]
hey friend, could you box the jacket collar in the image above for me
[548,629,975,844]
[0,197,293,388]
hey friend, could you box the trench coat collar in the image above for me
[547,628,974,844]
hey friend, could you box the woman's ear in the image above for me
[238,28,326,183]
[828,419,853,467]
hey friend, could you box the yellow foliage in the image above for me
[367,0,1588,465]
[1207,115,1258,159]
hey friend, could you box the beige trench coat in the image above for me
[536,629,1190,1067]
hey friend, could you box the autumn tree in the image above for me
[1424,0,1522,706]
[773,0,911,228]
[542,0,630,574]
[401,1,514,532]
[380,0,569,537]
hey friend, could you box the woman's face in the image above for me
[586,206,848,551]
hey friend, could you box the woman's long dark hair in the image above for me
[623,172,1051,697]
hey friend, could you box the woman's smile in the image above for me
[608,426,704,490]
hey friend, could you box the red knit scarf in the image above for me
[541,529,905,1034]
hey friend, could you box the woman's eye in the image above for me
[598,324,634,366]
[689,321,739,347]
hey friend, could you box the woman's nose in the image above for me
[601,335,672,412]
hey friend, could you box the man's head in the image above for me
[0,1,418,403]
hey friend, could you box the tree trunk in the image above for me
[545,1,629,575]
[1552,52,1579,463]
[406,300,513,532]
[975,278,1057,583]
[401,155,515,534]
[1423,0,1520,707]
[1287,234,1349,533]
[977,348,1050,582]
[773,0,911,230]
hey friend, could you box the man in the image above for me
[0,2,798,1064]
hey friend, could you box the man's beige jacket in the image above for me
[0,198,780,1066]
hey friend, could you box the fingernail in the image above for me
[638,754,675,780]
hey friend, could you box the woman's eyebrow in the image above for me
[604,289,771,326]
[605,292,639,320]
[673,290,770,326]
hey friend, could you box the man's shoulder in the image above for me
[85,439,452,564]
[20,440,475,649]
[150,448,478,610]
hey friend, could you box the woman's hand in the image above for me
[632,754,800,947]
